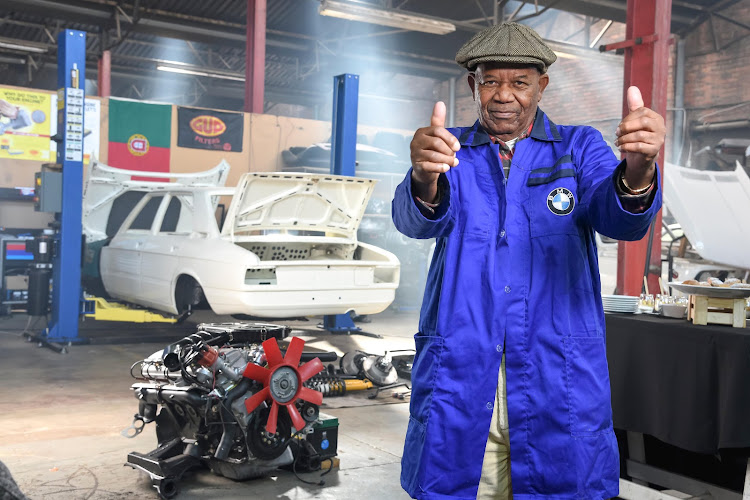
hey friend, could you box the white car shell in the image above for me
[84,161,400,318]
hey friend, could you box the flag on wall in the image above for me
[177,107,243,152]
[108,98,171,179]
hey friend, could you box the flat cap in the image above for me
[455,22,557,73]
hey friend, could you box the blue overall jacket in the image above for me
[392,108,662,499]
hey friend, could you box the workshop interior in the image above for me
[0,0,749,499]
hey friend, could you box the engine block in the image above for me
[124,322,332,498]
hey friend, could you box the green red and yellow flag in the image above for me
[108,98,171,181]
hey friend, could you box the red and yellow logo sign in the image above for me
[127,134,149,156]
[189,115,226,137]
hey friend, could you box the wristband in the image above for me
[620,172,653,195]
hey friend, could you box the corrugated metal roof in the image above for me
[0,0,743,110]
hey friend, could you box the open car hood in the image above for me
[222,172,376,241]
[82,159,230,242]
[664,161,750,269]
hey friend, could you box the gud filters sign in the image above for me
[178,107,243,152]
[190,115,226,137]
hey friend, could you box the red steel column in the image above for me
[616,0,672,296]
[244,0,266,113]
[97,50,111,97]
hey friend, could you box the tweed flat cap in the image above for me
[455,22,557,73]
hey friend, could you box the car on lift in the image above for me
[82,161,400,318]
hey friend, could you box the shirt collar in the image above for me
[489,122,533,150]
[457,107,562,146]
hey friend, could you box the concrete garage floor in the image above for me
[0,308,420,500]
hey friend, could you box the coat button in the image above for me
[500,229,506,238]
[496,344,502,352]
[486,402,493,410]
[504,285,511,293]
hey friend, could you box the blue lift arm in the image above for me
[46,30,86,344]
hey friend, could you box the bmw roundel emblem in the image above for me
[547,187,575,216]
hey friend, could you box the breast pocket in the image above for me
[526,161,581,238]
[454,159,500,240]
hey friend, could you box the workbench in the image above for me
[605,313,750,499]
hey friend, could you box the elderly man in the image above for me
[392,22,665,500]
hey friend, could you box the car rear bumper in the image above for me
[204,285,397,317]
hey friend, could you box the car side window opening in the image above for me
[107,191,146,238]
[215,203,227,232]
[128,195,164,231]
[160,195,193,234]
[212,195,231,232]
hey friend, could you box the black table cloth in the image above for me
[605,313,750,454]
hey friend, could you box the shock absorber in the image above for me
[304,375,373,396]
[305,375,345,396]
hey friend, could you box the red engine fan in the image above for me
[242,337,324,434]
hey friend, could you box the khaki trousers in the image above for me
[476,355,512,500]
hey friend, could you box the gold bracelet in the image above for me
[620,173,653,195]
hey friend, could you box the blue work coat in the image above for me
[392,108,662,500]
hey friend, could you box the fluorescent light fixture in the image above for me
[360,93,415,103]
[553,51,578,60]
[319,0,456,35]
[0,37,48,54]
[156,62,245,82]
[0,55,26,65]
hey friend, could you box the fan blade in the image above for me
[265,401,279,434]
[263,338,284,368]
[284,337,305,367]
[297,386,323,406]
[244,386,269,414]
[242,363,270,383]
[286,403,306,431]
[297,357,324,382]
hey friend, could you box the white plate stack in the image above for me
[601,294,639,314]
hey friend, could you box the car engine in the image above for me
[123,322,332,498]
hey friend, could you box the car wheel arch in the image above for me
[173,273,210,314]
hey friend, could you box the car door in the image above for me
[101,194,164,302]
[139,194,194,310]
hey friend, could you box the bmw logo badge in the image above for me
[547,187,575,216]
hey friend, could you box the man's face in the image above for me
[468,63,549,141]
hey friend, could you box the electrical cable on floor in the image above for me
[0,330,27,337]
[320,458,334,478]
[0,315,46,337]
[291,441,333,487]
[292,454,324,486]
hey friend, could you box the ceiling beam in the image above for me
[0,0,464,77]
[530,0,695,26]
[0,0,307,50]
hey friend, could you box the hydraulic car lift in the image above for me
[23,30,87,353]
[322,73,382,339]
[82,296,179,324]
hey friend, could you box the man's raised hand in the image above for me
[410,101,461,202]
[614,86,666,188]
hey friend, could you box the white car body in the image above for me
[83,161,400,318]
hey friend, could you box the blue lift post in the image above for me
[323,73,380,338]
[46,30,86,347]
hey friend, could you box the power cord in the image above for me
[291,440,334,487]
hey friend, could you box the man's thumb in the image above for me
[431,101,447,128]
[627,86,644,113]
